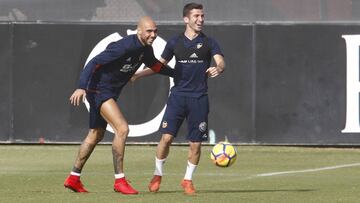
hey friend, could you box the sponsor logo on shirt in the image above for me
[178,59,204,64]
[120,64,135,72]
[190,53,198,58]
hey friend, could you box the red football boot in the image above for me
[148,175,162,192]
[114,178,139,195]
[64,175,88,193]
[181,179,196,195]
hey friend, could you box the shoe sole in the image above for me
[181,183,196,195]
[114,189,139,195]
[149,188,159,192]
[182,187,196,195]
[64,185,85,193]
[64,184,88,193]
[148,177,161,192]
[148,183,160,192]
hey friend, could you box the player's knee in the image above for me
[161,134,173,145]
[113,124,129,138]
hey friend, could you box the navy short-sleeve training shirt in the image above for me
[161,32,223,98]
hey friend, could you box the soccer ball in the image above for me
[210,142,237,167]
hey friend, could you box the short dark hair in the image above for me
[183,3,203,17]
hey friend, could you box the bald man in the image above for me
[64,16,173,194]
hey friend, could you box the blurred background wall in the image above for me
[1,0,360,145]
[0,0,359,23]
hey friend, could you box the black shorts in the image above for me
[86,92,116,129]
[159,94,209,142]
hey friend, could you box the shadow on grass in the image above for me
[153,188,317,194]
[199,189,317,194]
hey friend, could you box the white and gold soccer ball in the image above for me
[210,142,237,167]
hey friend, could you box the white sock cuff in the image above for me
[156,157,166,162]
[114,173,125,179]
[70,171,81,176]
[187,161,197,167]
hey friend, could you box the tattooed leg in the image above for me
[112,133,127,173]
[73,128,105,172]
[100,99,129,174]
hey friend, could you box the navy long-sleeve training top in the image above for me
[79,34,173,96]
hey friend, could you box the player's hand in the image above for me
[206,66,223,78]
[131,67,155,82]
[130,73,139,83]
[69,89,86,106]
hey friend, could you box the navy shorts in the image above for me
[159,94,209,142]
[86,92,116,129]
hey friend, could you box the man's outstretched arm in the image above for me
[132,58,172,81]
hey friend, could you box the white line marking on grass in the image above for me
[257,163,360,177]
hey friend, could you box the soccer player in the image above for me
[132,3,225,195]
[64,16,174,195]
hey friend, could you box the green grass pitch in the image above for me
[0,145,359,202]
